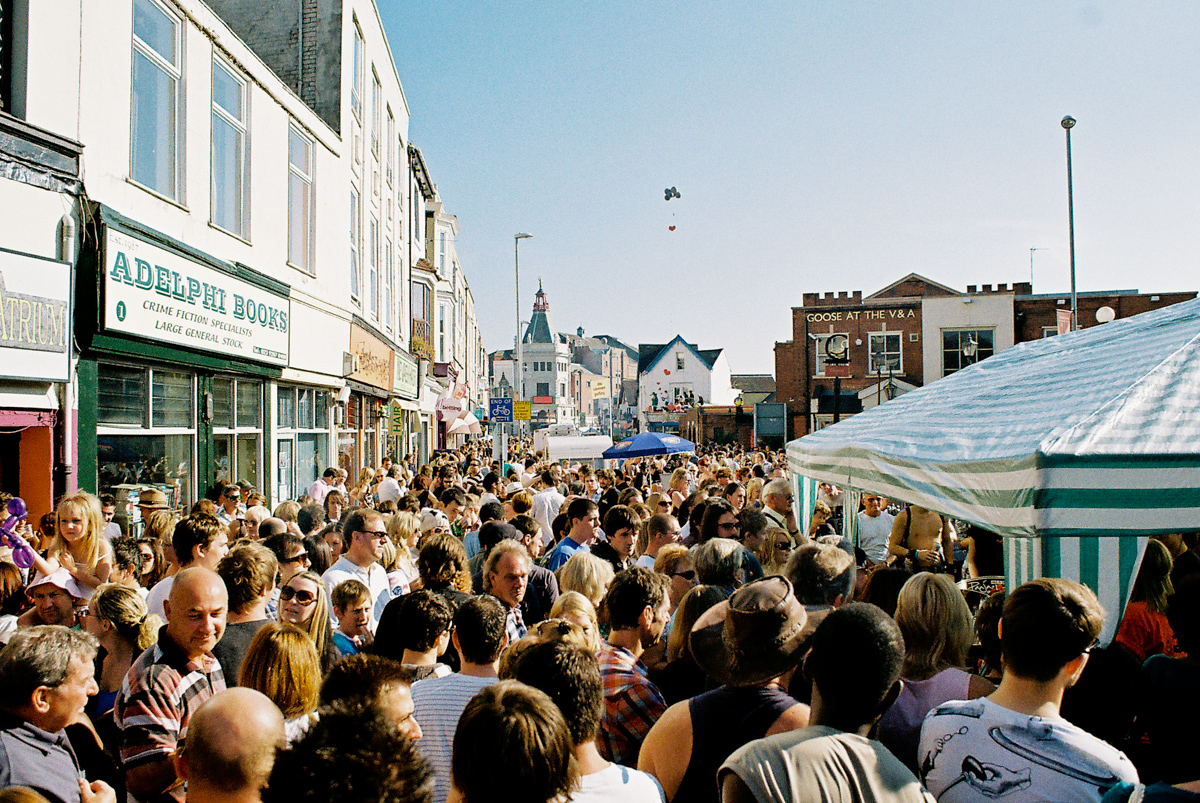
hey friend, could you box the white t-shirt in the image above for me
[856,511,895,563]
[722,726,935,803]
[918,697,1138,803]
[376,477,403,504]
[571,763,665,803]
[145,575,175,620]
[635,554,657,570]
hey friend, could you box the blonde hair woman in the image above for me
[877,572,994,771]
[745,477,764,510]
[385,510,422,592]
[349,467,375,506]
[549,591,601,652]
[755,526,792,576]
[556,552,614,609]
[668,468,690,512]
[239,622,322,742]
[277,570,336,671]
[82,583,163,717]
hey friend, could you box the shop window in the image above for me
[98,366,147,426]
[212,378,261,489]
[97,364,196,526]
[151,371,193,427]
[277,385,329,503]
[278,387,296,429]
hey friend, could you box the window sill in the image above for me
[126,177,188,212]
[287,261,316,277]
[208,221,252,246]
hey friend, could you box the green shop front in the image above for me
[76,206,291,520]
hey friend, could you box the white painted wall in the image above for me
[921,294,1016,384]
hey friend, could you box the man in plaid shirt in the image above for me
[597,567,671,766]
[116,567,228,803]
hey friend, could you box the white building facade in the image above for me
[3,0,484,513]
[637,336,736,434]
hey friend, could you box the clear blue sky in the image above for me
[379,1,1200,373]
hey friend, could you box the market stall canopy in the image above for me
[786,297,1200,641]
[788,297,1200,539]
[603,432,696,459]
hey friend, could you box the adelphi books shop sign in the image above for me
[104,229,289,366]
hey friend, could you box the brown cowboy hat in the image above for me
[136,488,169,510]
[689,576,828,687]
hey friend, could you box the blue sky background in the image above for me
[379,1,1200,373]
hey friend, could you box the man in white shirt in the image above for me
[516,638,665,802]
[762,478,801,542]
[918,578,1138,803]
[635,514,681,569]
[531,470,566,543]
[411,596,508,803]
[307,467,339,505]
[854,493,894,565]
[321,509,390,631]
[376,466,403,505]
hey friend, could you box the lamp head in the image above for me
[515,232,532,240]
[1061,116,1076,130]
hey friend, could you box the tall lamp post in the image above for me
[1061,116,1078,331]
[514,233,532,436]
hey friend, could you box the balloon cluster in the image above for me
[664,186,681,201]
[0,498,35,569]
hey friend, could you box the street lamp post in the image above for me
[514,233,532,436]
[1061,116,1078,332]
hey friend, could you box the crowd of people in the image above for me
[0,440,1196,803]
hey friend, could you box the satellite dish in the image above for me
[1096,306,1116,323]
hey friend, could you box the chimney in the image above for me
[967,285,977,293]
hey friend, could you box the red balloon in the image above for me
[668,225,676,231]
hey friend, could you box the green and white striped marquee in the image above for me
[787,297,1200,642]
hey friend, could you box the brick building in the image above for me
[776,273,1195,439]
[775,274,965,437]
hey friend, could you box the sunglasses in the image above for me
[673,570,696,581]
[358,530,389,542]
[775,542,791,550]
[280,586,317,604]
[281,553,310,565]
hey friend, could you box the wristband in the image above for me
[908,548,918,562]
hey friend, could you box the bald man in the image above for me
[116,567,229,803]
[175,688,285,803]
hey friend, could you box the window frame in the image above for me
[287,124,315,273]
[811,333,849,377]
[368,216,379,320]
[941,328,995,376]
[129,0,185,202]
[209,55,250,239]
[867,331,903,374]
[349,188,361,303]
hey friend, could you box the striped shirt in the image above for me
[598,643,666,767]
[115,628,225,802]
[411,673,498,803]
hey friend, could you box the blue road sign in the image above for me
[489,397,514,423]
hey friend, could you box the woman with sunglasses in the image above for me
[755,526,793,577]
[277,570,337,671]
